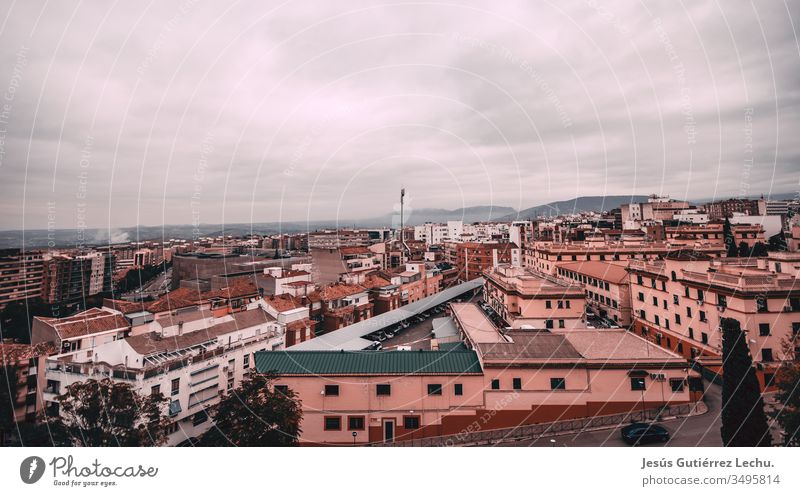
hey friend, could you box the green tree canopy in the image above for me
[200,373,302,446]
[45,378,168,447]
[720,317,772,446]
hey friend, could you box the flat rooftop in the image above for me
[289,278,484,351]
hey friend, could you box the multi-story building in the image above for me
[483,265,585,329]
[255,302,698,445]
[261,295,316,347]
[0,341,56,432]
[317,283,373,333]
[0,249,45,308]
[705,198,761,219]
[41,252,115,304]
[453,241,518,281]
[628,251,800,390]
[32,308,131,356]
[43,307,283,446]
[524,240,725,276]
[310,246,381,285]
[307,230,373,249]
[555,261,632,325]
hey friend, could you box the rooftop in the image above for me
[35,308,130,339]
[255,349,482,375]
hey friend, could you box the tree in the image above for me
[723,218,738,257]
[737,241,751,258]
[768,232,788,252]
[750,242,768,258]
[200,373,302,446]
[720,317,772,446]
[0,364,20,444]
[45,378,168,447]
[773,336,800,445]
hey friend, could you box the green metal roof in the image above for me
[255,350,482,376]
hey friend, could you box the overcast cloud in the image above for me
[0,0,798,229]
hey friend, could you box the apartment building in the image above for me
[453,241,518,282]
[0,249,45,308]
[0,342,56,431]
[524,240,725,276]
[43,307,283,446]
[41,252,115,304]
[307,230,373,249]
[555,261,632,325]
[628,251,800,389]
[32,308,131,356]
[318,284,373,333]
[261,295,315,347]
[255,302,697,445]
[482,265,585,329]
[705,198,762,219]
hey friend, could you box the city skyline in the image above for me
[1,1,798,230]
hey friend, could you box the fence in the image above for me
[372,402,699,447]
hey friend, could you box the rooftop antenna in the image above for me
[400,187,410,260]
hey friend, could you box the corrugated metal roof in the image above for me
[289,278,484,351]
[255,349,483,375]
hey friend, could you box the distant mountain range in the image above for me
[2,192,794,249]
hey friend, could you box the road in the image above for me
[494,384,724,447]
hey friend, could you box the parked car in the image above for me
[620,423,670,445]
[400,321,410,329]
[367,341,382,350]
[384,330,395,339]
[377,332,388,342]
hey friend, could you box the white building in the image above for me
[43,307,284,446]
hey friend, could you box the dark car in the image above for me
[621,423,670,445]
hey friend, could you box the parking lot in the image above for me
[364,303,453,351]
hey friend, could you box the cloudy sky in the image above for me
[0,0,798,229]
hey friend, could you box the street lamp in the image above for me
[352,431,358,446]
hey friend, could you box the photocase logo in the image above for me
[20,456,45,484]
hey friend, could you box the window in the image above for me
[557,301,563,309]
[638,292,645,302]
[565,300,571,309]
[761,348,773,362]
[403,416,420,429]
[717,294,727,308]
[512,378,522,390]
[151,385,161,396]
[324,384,340,396]
[454,383,463,396]
[324,416,342,431]
[376,384,391,396]
[688,327,694,339]
[686,306,692,318]
[697,289,704,302]
[652,296,658,306]
[663,300,668,310]
[661,281,667,292]
[171,378,180,396]
[491,379,500,390]
[545,320,554,329]
[670,271,677,282]
[758,323,770,336]
[637,275,643,285]
[675,314,681,325]
[243,354,250,369]
[654,315,660,326]
[192,410,208,426]
[550,377,566,390]
[348,416,365,430]
[558,319,565,329]
[427,384,442,396]
[677,343,683,354]
[699,311,707,322]
[670,379,685,392]
[684,287,690,298]
[701,332,708,345]
[546,300,552,309]
[630,377,646,391]
[673,295,679,305]
[756,297,768,313]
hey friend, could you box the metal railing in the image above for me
[371,402,699,447]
